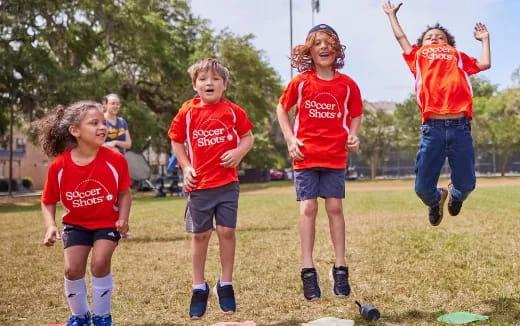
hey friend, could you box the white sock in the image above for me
[64,277,90,316]
[92,274,113,317]
[192,283,207,291]
[219,280,233,286]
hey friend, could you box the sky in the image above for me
[190,0,519,103]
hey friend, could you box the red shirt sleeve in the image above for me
[41,157,61,205]
[347,80,363,118]
[460,51,482,76]
[167,102,189,143]
[279,76,301,111]
[403,45,420,75]
[230,103,254,136]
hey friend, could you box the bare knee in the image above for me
[64,264,86,280]
[217,227,235,241]
[300,200,318,217]
[192,230,211,242]
[90,256,111,277]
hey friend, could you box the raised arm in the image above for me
[474,22,491,70]
[382,1,413,54]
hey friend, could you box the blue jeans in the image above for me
[414,117,476,207]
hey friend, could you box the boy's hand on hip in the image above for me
[287,137,304,161]
[347,135,360,152]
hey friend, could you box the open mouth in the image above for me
[204,89,215,95]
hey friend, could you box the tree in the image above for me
[471,75,498,98]
[393,94,422,152]
[358,102,396,179]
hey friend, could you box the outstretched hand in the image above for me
[382,1,403,15]
[473,22,489,41]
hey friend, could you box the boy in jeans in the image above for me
[168,58,254,318]
[383,1,491,225]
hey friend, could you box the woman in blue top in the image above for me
[102,94,132,155]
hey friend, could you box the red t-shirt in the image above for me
[41,147,131,230]
[279,70,363,170]
[403,44,481,121]
[168,98,254,191]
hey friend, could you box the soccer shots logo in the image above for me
[192,119,233,147]
[65,179,113,208]
[304,92,341,119]
[421,46,454,62]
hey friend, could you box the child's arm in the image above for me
[347,116,362,152]
[116,188,131,237]
[276,103,304,161]
[41,203,61,246]
[382,1,413,54]
[172,140,197,190]
[220,131,254,168]
[474,22,491,70]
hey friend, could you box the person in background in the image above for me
[102,94,132,155]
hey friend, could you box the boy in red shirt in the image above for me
[168,58,254,319]
[277,24,363,301]
[38,101,132,326]
[383,1,491,226]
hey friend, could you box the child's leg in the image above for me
[324,198,346,267]
[300,199,318,268]
[447,121,476,201]
[192,230,212,285]
[64,245,91,316]
[414,124,447,207]
[90,239,118,318]
[216,225,235,282]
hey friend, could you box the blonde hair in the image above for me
[187,58,230,84]
[291,30,346,72]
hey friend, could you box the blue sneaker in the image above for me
[66,312,91,326]
[92,314,112,326]
[189,283,210,319]
[214,281,236,314]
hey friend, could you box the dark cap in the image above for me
[307,24,338,38]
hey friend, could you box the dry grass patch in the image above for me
[0,178,519,325]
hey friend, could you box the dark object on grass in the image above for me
[355,300,381,321]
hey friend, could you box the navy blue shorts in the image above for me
[293,168,346,201]
[184,182,239,233]
[62,223,121,249]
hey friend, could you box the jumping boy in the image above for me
[168,58,254,319]
[383,1,491,226]
[277,24,363,301]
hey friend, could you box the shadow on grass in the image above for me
[123,235,189,243]
[240,226,291,233]
[483,296,520,323]
[382,309,446,324]
[0,203,40,213]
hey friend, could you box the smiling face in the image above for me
[69,108,107,148]
[309,31,337,71]
[103,95,121,116]
[422,28,449,45]
[193,70,227,105]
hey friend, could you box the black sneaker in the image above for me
[214,281,236,314]
[428,188,448,226]
[329,265,351,297]
[447,184,463,216]
[189,283,210,319]
[301,268,322,301]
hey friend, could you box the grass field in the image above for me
[1,178,519,326]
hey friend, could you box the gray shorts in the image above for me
[62,223,121,249]
[185,182,239,233]
[294,168,346,201]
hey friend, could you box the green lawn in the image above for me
[1,178,519,325]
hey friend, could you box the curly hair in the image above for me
[34,101,103,157]
[291,30,346,73]
[417,23,456,47]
